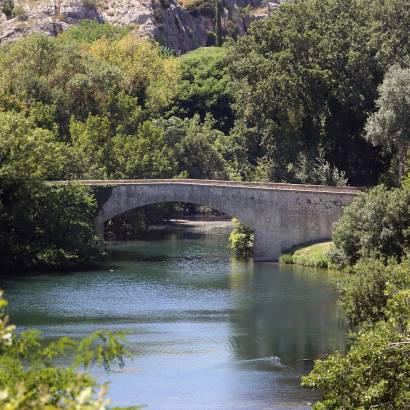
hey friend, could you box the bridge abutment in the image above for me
[253,228,282,261]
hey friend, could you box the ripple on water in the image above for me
[2,223,346,409]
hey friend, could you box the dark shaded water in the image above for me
[1,221,346,409]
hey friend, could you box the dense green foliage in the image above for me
[166,47,234,133]
[331,183,410,266]
[0,110,103,274]
[227,0,410,185]
[0,180,103,273]
[228,218,254,255]
[302,285,410,409]
[0,26,232,182]
[2,0,409,192]
[302,181,410,408]
[365,65,410,182]
[338,258,410,326]
[0,291,136,409]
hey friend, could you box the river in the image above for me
[1,221,346,409]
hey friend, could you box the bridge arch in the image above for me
[90,180,360,260]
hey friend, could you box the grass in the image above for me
[279,241,334,269]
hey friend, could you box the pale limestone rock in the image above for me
[0,0,284,51]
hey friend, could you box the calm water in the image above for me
[1,221,346,409]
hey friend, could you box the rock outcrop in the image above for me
[0,0,286,52]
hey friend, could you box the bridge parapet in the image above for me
[51,179,361,195]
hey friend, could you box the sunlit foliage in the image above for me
[0,291,136,409]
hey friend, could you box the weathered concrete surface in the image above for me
[74,179,360,261]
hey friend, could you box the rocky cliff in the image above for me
[0,0,285,52]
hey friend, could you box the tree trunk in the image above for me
[398,143,407,184]
[215,0,222,47]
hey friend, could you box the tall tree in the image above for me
[215,0,223,47]
[365,65,410,183]
[227,0,391,185]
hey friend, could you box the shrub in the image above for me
[1,0,13,19]
[229,218,254,256]
[0,179,104,273]
[83,0,97,9]
[326,246,347,270]
[332,183,410,265]
[12,5,27,20]
[302,288,410,409]
[279,253,294,264]
[0,291,135,409]
[337,258,410,326]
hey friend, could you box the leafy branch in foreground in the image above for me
[302,288,410,409]
[302,263,410,409]
[0,290,137,410]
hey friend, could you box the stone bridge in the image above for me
[73,179,360,261]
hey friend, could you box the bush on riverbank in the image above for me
[302,258,410,409]
[0,179,104,274]
[279,242,333,269]
[332,182,410,266]
[337,258,410,326]
[302,286,410,409]
[301,181,410,408]
[229,218,254,256]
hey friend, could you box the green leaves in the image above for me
[0,292,135,409]
[227,0,391,184]
[365,65,410,182]
[0,180,104,273]
[0,111,65,180]
[332,184,410,265]
[302,289,410,409]
[304,182,410,409]
[229,218,254,256]
[75,331,131,371]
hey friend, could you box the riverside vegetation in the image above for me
[1,0,410,408]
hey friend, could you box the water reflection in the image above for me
[1,221,346,409]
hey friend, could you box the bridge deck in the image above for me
[50,179,361,195]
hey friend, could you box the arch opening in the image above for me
[99,201,255,256]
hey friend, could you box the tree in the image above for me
[332,183,410,265]
[302,286,410,410]
[68,115,112,179]
[227,0,389,184]
[89,34,180,114]
[365,65,410,183]
[286,149,347,186]
[167,47,234,133]
[158,115,230,179]
[111,121,177,179]
[0,181,104,273]
[215,0,223,46]
[370,0,410,69]
[0,111,65,180]
[337,258,410,326]
[302,272,410,410]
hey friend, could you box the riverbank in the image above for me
[279,242,333,269]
